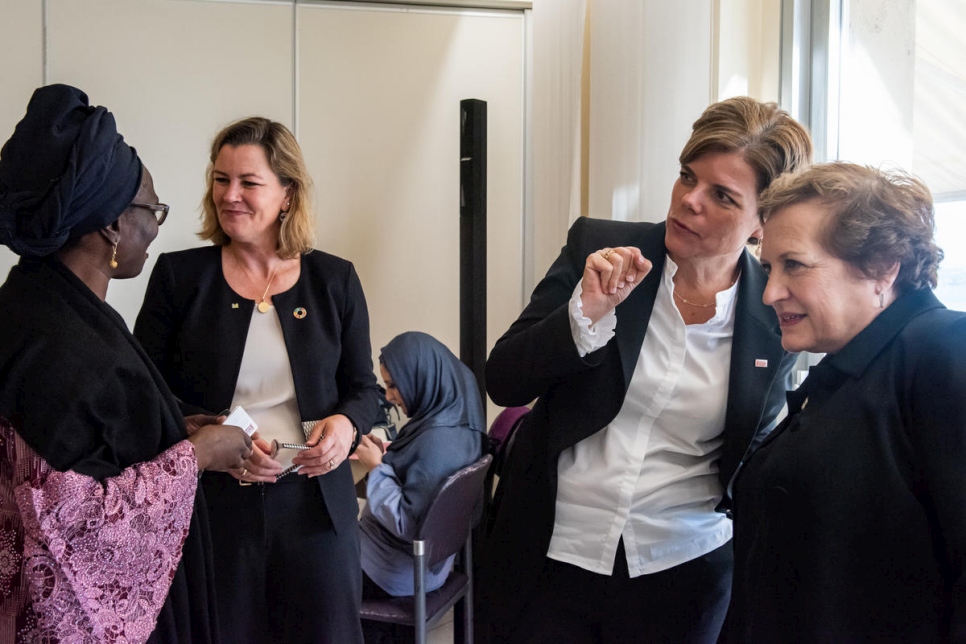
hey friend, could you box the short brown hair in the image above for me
[199,117,315,258]
[759,162,942,292]
[680,97,813,194]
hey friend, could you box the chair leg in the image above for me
[455,597,466,644]
[463,535,474,644]
[414,540,427,644]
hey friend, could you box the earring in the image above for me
[749,237,762,259]
[879,291,885,308]
[109,242,118,269]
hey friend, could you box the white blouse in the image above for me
[548,256,735,576]
[230,306,304,469]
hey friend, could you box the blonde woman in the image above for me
[135,117,381,643]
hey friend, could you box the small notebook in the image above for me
[272,440,312,480]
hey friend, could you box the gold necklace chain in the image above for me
[235,255,280,313]
[672,271,740,309]
[255,263,280,313]
[673,289,716,308]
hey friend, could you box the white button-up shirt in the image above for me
[547,257,735,576]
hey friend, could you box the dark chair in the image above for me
[486,406,529,478]
[483,406,529,512]
[360,453,493,644]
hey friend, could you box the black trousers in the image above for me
[202,472,363,644]
[506,539,733,644]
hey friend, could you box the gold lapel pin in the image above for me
[232,303,239,309]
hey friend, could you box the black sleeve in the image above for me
[485,217,607,406]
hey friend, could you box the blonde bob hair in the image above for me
[198,117,315,258]
[759,162,942,293]
[680,97,813,195]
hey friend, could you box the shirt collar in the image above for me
[786,289,944,415]
[664,256,740,327]
[821,288,945,379]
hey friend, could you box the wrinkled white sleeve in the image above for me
[568,281,617,357]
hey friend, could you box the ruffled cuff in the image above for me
[569,282,616,357]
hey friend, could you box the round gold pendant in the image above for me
[257,301,271,313]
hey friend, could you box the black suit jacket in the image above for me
[134,245,381,532]
[726,288,966,642]
[482,217,794,628]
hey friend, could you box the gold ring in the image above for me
[241,467,248,477]
[603,249,614,260]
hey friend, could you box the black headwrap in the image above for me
[0,84,142,257]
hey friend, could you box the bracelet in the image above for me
[349,423,362,454]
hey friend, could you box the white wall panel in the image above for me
[0,1,43,134]
[588,0,714,224]
[23,0,293,323]
[297,5,525,387]
[0,0,45,282]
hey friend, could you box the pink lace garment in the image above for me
[0,419,199,643]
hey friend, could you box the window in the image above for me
[915,0,966,311]
[791,0,966,311]
[935,200,966,311]
[781,0,964,381]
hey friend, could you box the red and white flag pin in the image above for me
[755,359,768,368]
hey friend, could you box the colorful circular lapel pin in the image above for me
[293,307,307,319]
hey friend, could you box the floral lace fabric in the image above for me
[0,420,198,643]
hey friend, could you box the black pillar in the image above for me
[459,99,487,406]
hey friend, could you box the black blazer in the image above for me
[482,217,794,627]
[726,288,966,642]
[134,245,381,532]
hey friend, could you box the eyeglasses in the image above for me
[130,202,169,226]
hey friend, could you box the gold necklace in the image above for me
[255,263,280,313]
[672,271,741,309]
[673,289,716,308]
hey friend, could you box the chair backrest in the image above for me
[415,453,492,568]
[488,406,529,455]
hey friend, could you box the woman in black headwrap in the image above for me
[0,84,252,643]
[355,331,486,610]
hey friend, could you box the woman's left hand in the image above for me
[354,434,385,472]
[292,414,355,477]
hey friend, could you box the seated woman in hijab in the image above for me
[0,85,252,643]
[355,331,486,606]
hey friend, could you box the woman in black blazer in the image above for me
[724,163,966,642]
[482,97,812,643]
[135,117,380,643]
